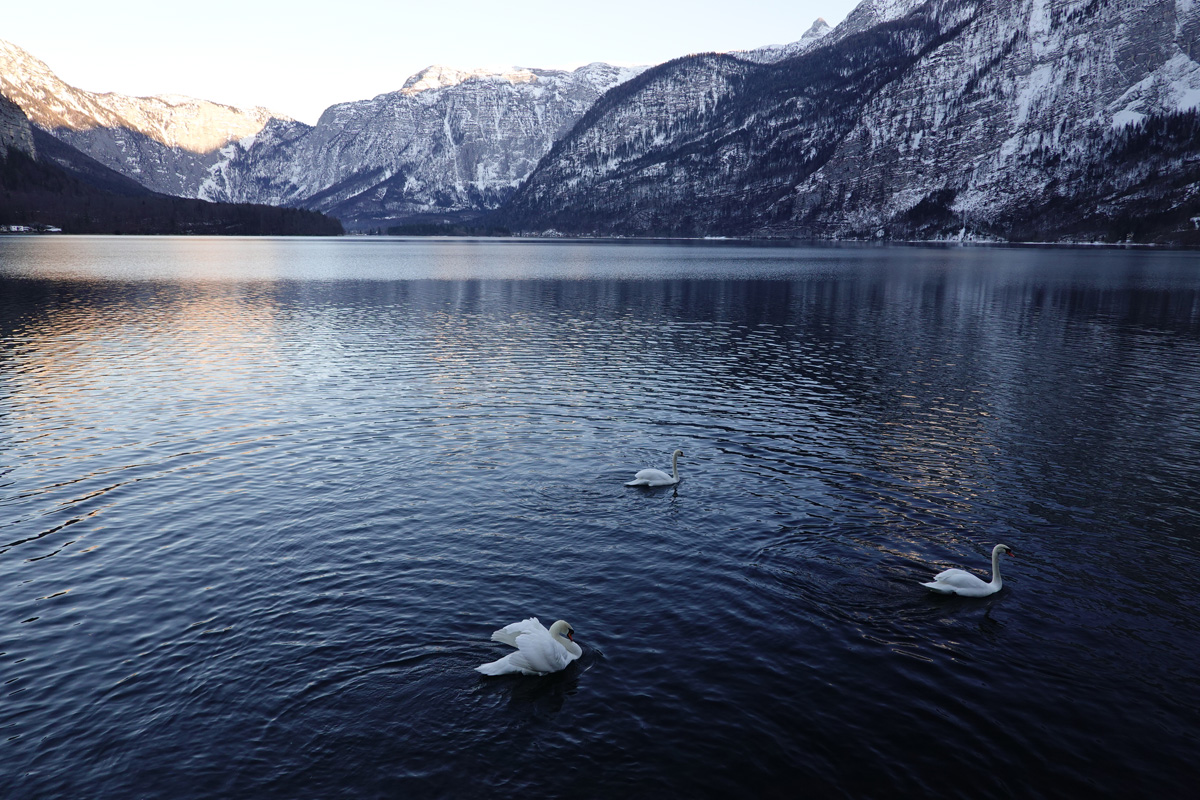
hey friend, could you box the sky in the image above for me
[4,0,861,124]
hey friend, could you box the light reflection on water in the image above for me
[1,237,1199,798]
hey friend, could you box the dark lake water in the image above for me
[2,236,1199,798]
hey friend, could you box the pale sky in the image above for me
[4,1,860,124]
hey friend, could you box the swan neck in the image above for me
[671,451,679,479]
[990,547,1003,587]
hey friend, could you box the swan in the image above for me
[626,449,684,487]
[920,544,1015,597]
[475,617,582,676]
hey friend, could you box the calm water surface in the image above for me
[1,237,1199,798]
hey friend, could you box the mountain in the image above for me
[0,39,644,231]
[0,39,282,199]
[736,17,833,63]
[500,0,1200,244]
[199,62,645,230]
[11,3,1196,243]
[1,95,342,235]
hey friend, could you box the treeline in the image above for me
[386,222,512,236]
[1107,107,1200,163]
[1,144,343,236]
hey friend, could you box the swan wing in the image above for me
[921,568,997,597]
[475,638,570,676]
[515,631,576,673]
[489,617,547,648]
[930,568,989,590]
[626,468,676,487]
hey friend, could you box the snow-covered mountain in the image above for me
[787,0,1200,241]
[0,39,282,197]
[199,62,644,229]
[0,95,342,235]
[8,2,1197,242]
[503,0,1200,243]
[0,37,644,230]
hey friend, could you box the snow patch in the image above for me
[401,65,538,95]
[1028,0,1051,39]
[1111,109,1147,128]
[1109,51,1200,127]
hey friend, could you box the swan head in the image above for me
[993,544,1014,557]
[549,619,575,643]
[673,449,684,458]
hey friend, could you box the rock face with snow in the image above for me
[0,39,280,197]
[503,0,1200,243]
[0,38,642,230]
[200,63,644,229]
[0,93,36,160]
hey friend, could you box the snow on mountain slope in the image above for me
[13,3,1190,242]
[0,39,284,197]
[200,62,645,228]
[1,36,645,228]
[504,0,1200,243]
[787,0,1200,238]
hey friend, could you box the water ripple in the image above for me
[1,239,1198,798]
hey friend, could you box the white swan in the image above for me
[921,544,1015,597]
[626,449,684,487]
[475,617,582,676]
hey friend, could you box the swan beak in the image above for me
[567,631,574,641]
[1007,549,1016,557]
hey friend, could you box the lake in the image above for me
[1,236,1199,798]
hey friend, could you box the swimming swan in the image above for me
[475,617,582,676]
[626,449,684,487]
[921,544,1015,597]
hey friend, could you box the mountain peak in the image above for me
[735,17,833,64]
[400,65,537,95]
[803,18,832,39]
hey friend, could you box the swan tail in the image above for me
[475,653,545,677]
[476,652,526,675]
[920,580,955,594]
[625,479,649,487]
[475,657,513,676]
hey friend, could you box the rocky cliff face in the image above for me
[503,0,1200,243]
[785,0,1200,241]
[0,92,36,160]
[198,63,644,229]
